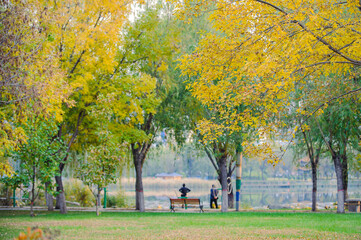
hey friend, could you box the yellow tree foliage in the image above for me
[47,0,146,152]
[0,2,71,175]
[172,0,361,163]
[1,0,142,176]
[49,0,132,106]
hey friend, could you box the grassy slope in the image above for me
[1,211,360,239]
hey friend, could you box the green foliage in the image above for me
[77,134,123,191]
[63,179,94,207]
[102,191,129,208]
[32,189,46,206]
[0,174,27,189]
[9,115,66,206]
[118,4,181,139]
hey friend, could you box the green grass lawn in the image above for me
[1,210,360,239]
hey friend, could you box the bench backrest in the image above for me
[170,198,200,205]
[170,199,186,204]
[184,198,200,204]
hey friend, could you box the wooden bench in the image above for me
[169,198,204,213]
[345,199,361,212]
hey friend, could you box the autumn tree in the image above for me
[116,4,180,212]
[31,0,139,213]
[171,0,361,155]
[201,136,236,212]
[172,0,361,213]
[0,1,70,176]
[163,5,277,211]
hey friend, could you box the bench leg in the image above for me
[170,206,175,212]
[200,205,204,213]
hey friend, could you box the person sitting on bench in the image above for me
[179,183,191,197]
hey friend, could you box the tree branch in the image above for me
[293,20,361,65]
[204,146,219,172]
[316,118,335,158]
[255,0,287,14]
[68,50,86,76]
[293,61,359,74]
[303,87,361,124]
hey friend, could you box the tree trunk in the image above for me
[30,185,35,217]
[45,181,54,211]
[55,175,67,214]
[135,161,145,212]
[227,175,234,208]
[333,154,345,213]
[96,186,100,216]
[341,154,348,200]
[30,167,35,217]
[132,141,151,213]
[219,156,228,212]
[54,110,84,214]
[311,162,317,212]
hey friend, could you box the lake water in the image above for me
[110,178,361,210]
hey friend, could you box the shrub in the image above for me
[103,191,129,208]
[64,179,94,207]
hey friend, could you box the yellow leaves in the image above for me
[243,140,280,165]
[172,0,361,167]
[301,123,310,132]
[296,108,308,116]
[157,61,168,72]
[196,120,224,144]
[0,159,14,177]
[293,125,299,135]
[0,117,27,174]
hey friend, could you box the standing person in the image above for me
[179,183,191,197]
[210,184,218,209]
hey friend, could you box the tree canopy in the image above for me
[171,0,361,164]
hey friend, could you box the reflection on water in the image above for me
[118,179,361,210]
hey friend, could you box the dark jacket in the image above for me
[179,186,191,197]
[210,188,218,199]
